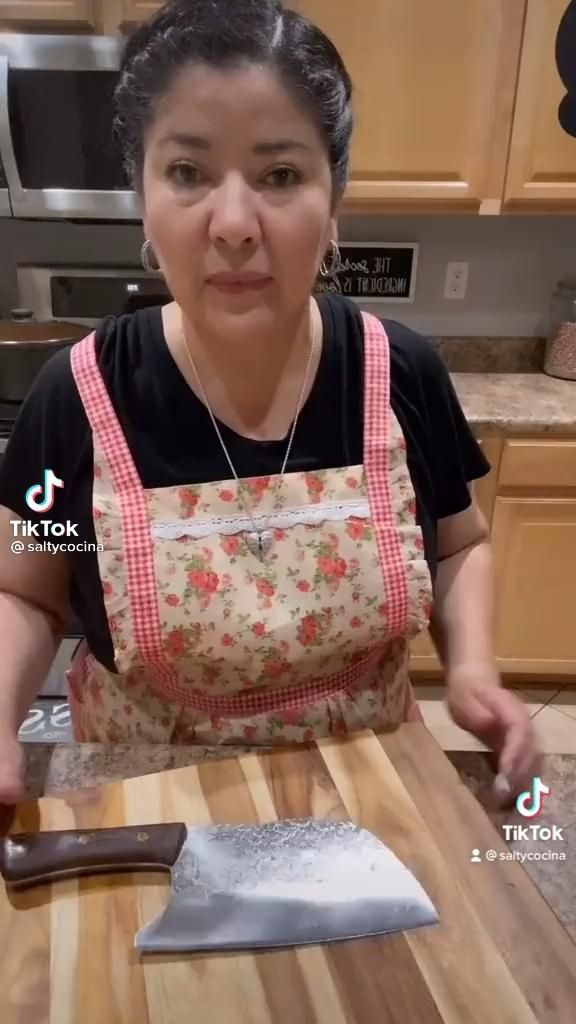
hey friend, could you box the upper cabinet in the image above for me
[0,0,162,31]
[116,0,161,27]
[505,0,576,206]
[2,0,576,210]
[296,0,526,211]
[0,0,96,28]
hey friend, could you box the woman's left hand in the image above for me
[445,663,542,803]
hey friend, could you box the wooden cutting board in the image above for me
[1,724,576,1023]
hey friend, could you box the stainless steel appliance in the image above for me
[0,427,82,693]
[1,266,162,698]
[0,149,10,216]
[40,640,81,703]
[17,264,170,325]
[0,403,19,451]
[0,310,89,402]
[0,33,138,221]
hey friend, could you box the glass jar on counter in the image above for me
[545,278,576,381]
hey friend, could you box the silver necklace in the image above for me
[180,308,318,560]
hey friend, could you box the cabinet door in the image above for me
[117,0,161,25]
[492,498,576,675]
[295,0,525,208]
[409,629,440,674]
[505,0,576,205]
[0,0,96,27]
[410,436,500,676]
[473,436,502,528]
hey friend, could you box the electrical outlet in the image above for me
[444,261,469,300]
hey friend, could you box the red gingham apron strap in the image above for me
[360,312,410,636]
[70,334,174,686]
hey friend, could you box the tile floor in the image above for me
[415,683,576,754]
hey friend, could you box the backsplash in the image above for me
[1,213,575,337]
[433,337,545,372]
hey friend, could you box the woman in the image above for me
[0,0,539,803]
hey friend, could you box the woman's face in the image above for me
[141,61,337,341]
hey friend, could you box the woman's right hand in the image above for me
[0,735,27,806]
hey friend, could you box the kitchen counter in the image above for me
[5,725,576,1022]
[452,372,576,433]
[20,738,576,945]
[3,374,573,466]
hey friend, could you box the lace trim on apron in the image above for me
[151,499,371,540]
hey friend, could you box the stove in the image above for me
[0,413,81,696]
[19,700,72,743]
[0,401,21,448]
[4,263,168,701]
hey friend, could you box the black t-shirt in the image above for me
[0,293,489,672]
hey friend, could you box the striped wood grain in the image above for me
[2,725,576,1022]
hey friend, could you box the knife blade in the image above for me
[1,819,439,952]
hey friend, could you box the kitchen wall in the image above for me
[1,213,575,337]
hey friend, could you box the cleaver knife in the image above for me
[0,819,439,953]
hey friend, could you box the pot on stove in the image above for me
[0,309,90,402]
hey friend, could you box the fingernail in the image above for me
[493,773,512,799]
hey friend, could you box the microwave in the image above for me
[18,264,170,325]
[0,33,140,221]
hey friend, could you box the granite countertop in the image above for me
[429,336,576,434]
[19,740,576,945]
[452,373,576,434]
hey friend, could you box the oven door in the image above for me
[0,437,84,698]
[40,638,81,698]
[0,33,140,221]
[0,149,10,216]
[17,265,170,326]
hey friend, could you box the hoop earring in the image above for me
[319,240,341,279]
[140,239,161,273]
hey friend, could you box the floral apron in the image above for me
[65,311,433,744]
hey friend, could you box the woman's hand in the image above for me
[445,662,542,803]
[0,734,27,806]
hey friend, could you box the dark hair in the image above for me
[113,0,353,210]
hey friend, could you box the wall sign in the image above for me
[314,242,418,303]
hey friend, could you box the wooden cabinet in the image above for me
[470,437,503,526]
[411,433,576,682]
[116,0,161,26]
[410,435,501,675]
[499,438,576,490]
[0,0,96,27]
[491,435,576,678]
[492,497,576,675]
[2,0,576,211]
[296,0,526,209]
[0,0,162,31]
[3,0,575,212]
[505,0,576,206]
[409,629,440,673]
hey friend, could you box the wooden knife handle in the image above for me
[0,823,188,889]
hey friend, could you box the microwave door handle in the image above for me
[0,56,24,200]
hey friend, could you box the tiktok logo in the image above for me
[516,776,551,818]
[25,468,64,513]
